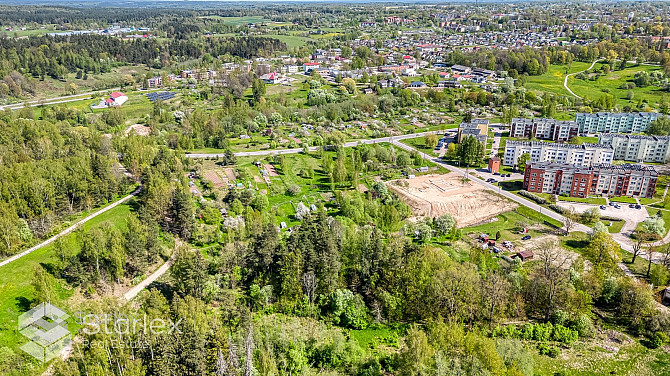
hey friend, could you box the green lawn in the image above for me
[0,201,133,357]
[525,62,593,97]
[567,63,665,109]
[636,208,670,237]
[558,196,607,205]
[609,196,638,204]
[533,337,670,376]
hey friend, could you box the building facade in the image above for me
[575,112,661,134]
[598,133,670,163]
[523,162,657,198]
[504,141,614,167]
[510,118,579,142]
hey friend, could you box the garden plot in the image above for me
[203,170,227,188]
[388,173,517,227]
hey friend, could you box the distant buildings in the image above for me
[598,133,670,163]
[523,162,657,198]
[575,112,661,134]
[106,92,128,107]
[510,118,579,142]
[147,76,162,88]
[504,141,614,167]
[260,72,282,84]
[457,119,489,144]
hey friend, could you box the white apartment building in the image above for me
[503,141,614,167]
[598,134,670,163]
[575,112,661,133]
[510,118,579,141]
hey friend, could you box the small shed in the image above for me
[513,250,534,262]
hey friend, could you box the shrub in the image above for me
[538,344,560,358]
[649,332,669,349]
[572,314,595,337]
[551,309,569,326]
[552,325,578,345]
[549,204,565,214]
[519,190,547,204]
[533,323,553,342]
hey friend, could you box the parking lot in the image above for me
[557,200,649,234]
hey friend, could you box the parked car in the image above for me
[608,202,615,206]
[600,205,607,210]
[635,204,642,209]
[629,204,636,208]
[614,204,621,209]
[521,235,531,241]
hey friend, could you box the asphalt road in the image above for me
[185,130,445,158]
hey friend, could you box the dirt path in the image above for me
[0,186,141,269]
[123,255,174,301]
[564,59,603,99]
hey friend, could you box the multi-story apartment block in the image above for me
[598,133,670,163]
[523,162,657,198]
[504,141,613,167]
[575,112,661,133]
[510,118,579,141]
[457,119,489,144]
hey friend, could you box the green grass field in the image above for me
[525,62,593,97]
[0,201,133,355]
[567,63,665,109]
[558,196,607,205]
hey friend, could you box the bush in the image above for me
[551,309,569,326]
[519,190,547,204]
[549,204,565,214]
[552,325,578,345]
[572,314,595,337]
[287,184,301,196]
[538,344,560,358]
[533,323,553,342]
[649,332,669,349]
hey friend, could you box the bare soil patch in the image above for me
[264,164,279,177]
[388,173,517,227]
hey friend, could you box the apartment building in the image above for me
[523,162,657,198]
[510,118,579,141]
[457,119,489,144]
[598,133,670,163]
[575,112,661,133]
[504,141,613,167]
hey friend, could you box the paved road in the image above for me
[390,140,591,233]
[186,130,445,158]
[564,59,603,99]
[0,186,141,269]
[0,88,164,111]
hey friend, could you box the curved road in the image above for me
[563,59,603,99]
[0,186,141,269]
[186,130,444,158]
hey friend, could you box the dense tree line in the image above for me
[0,113,130,256]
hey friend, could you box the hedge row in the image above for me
[519,190,547,205]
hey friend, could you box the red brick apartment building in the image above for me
[523,162,658,198]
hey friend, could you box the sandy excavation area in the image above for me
[388,173,517,227]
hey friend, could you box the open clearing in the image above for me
[388,173,517,227]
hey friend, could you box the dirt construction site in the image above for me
[388,173,517,227]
